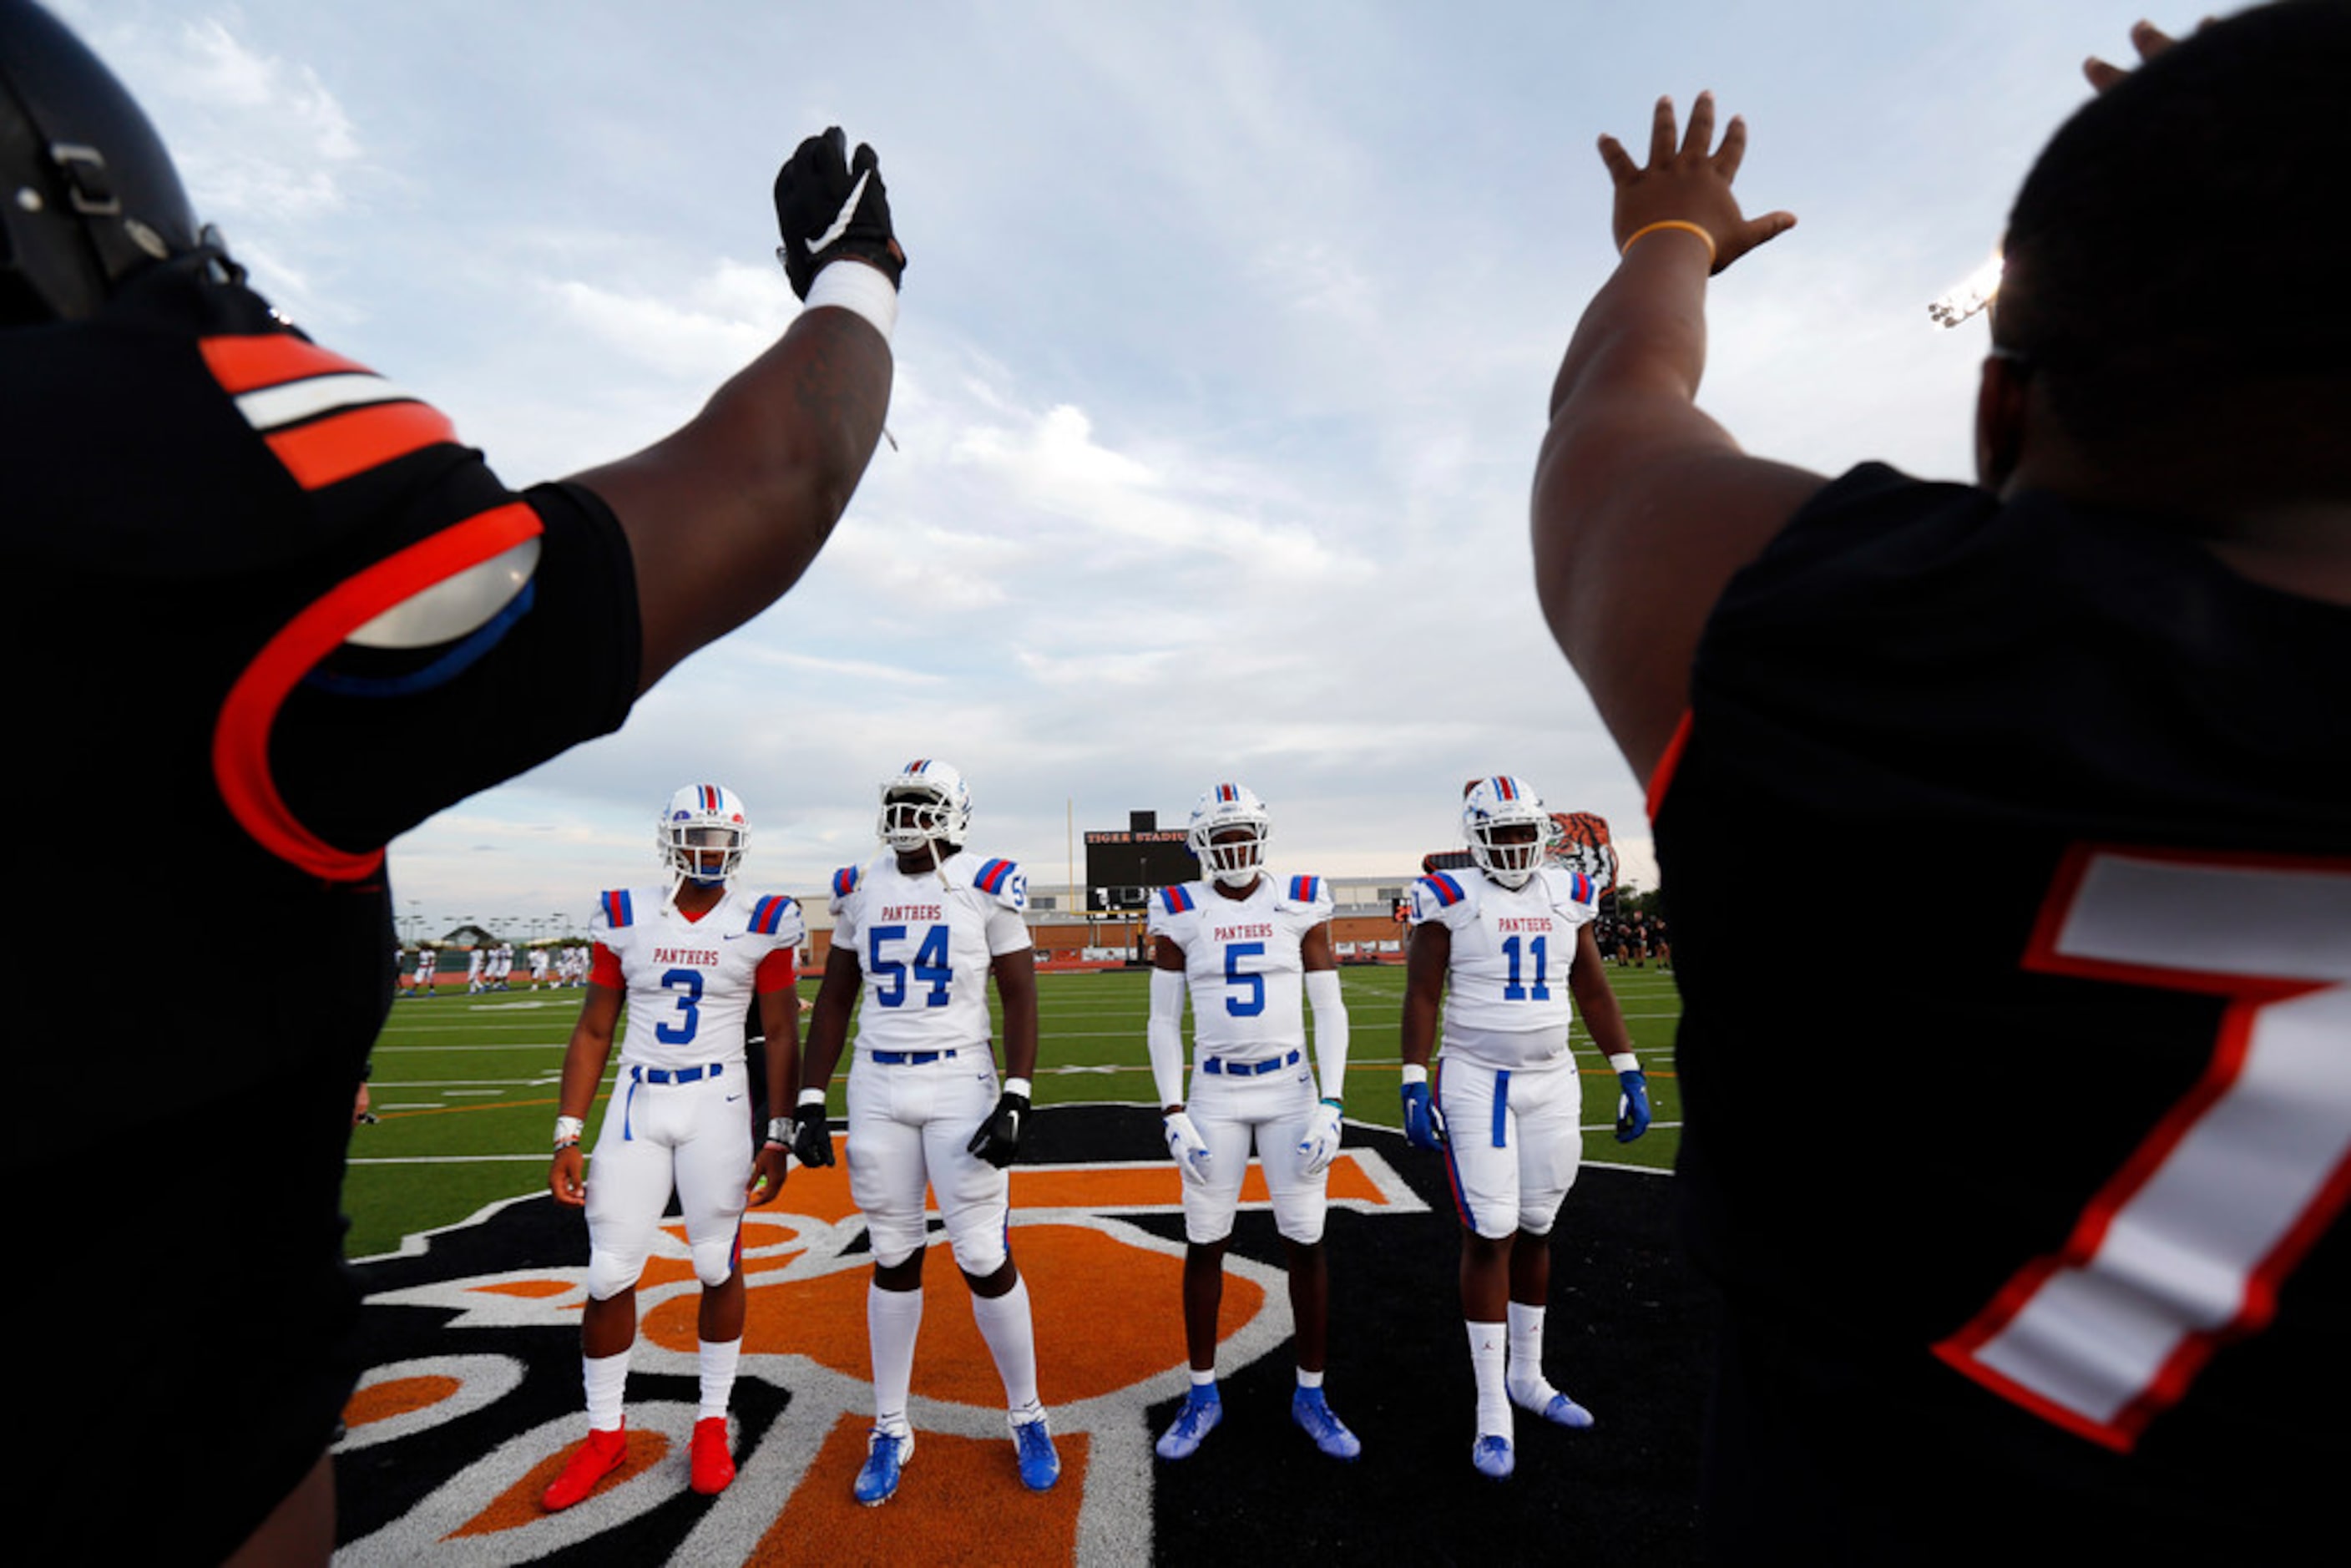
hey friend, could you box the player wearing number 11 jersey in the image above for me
[1402,776,1648,1480]
[542,784,804,1510]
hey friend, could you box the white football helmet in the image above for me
[1187,782,1271,887]
[1463,775,1550,890]
[878,759,973,852]
[659,783,749,888]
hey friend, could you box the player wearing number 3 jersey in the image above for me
[796,759,1059,1505]
[1402,776,1646,1480]
[543,785,805,1510]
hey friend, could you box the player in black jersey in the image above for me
[1534,7,2351,1559]
[2,3,902,1560]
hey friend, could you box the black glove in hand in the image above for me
[791,1109,836,1168]
[967,1090,1030,1169]
[774,127,904,297]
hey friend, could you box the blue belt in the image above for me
[630,1062,724,1085]
[1203,1050,1300,1077]
[868,1048,958,1065]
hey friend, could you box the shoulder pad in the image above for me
[1284,874,1327,908]
[597,889,637,929]
[831,866,862,900]
[1544,867,1598,909]
[749,893,801,936]
[1159,884,1197,916]
[1415,873,1468,910]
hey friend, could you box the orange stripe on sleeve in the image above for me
[211,501,546,880]
[200,333,374,393]
[265,401,458,491]
[1646,709,1694,822]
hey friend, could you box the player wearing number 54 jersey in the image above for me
[1146,783,1359,1463]
[796,759,1060,1505]
[543,785,805,1510]
[1402,777,1649,1480]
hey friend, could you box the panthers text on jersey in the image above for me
[1408,864,1600,1065]
[1148,873,1332,1060]
[829,850,1029,1054]
[593,887,804,1069]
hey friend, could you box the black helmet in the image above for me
[1,0,201,322]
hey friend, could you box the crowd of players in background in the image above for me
[396,940,594,995]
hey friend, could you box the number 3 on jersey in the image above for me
[1935,846,2351,1451]
[870,923,951,1008]
[655,967,702,1044]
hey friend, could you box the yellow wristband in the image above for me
[1620,220,1717,266]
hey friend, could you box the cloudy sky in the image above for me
[63,0,2165,933]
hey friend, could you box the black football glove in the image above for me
[791,1090,836,1168]
[967,1089,1030,1170]
[773,127,904,297]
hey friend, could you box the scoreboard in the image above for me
[1084,827,1194,911]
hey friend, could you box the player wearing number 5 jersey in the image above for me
[543,785,805,1510]
[1401,776,1647,1480]
[1145,783,1358,1462]
[796,759,1059,1505]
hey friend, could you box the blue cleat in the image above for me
[1514,1386,1595,1429]
[1472,1434,1514,1479]
[1155,1385,1222,1461]
[854,1427,912,1506]
[1013,1415,1061,1490]
[1291,1387,1362,1460]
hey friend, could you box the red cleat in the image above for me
[542,1424,628,1511]
[690,1417,736,1495]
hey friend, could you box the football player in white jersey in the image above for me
[794,759,1059,1505]
[541,784,806,1510]
[529,945,551,989]
[1400,776,1651,1480]
[465,945,487,994]
[414,946,437,997]
[1146,783,1358,1463]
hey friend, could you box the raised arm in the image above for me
[570,129,902,692]
[1531,93,1823,781]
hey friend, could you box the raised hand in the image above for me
[1597,92,1794,276]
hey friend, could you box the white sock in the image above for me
[868,1283,924,1436]
[972,1276,1044,1421]
[698,1337,741,1420]
[584,1348,631,1432]
[1191,1368,1218,1388]
[1466,1319,1510,1439]
[1296,1368,1324,1390]
[1506,1301,1556,1404]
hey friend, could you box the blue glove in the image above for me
[1615,1069,1651,1142]
[1401,1081,1447,1151]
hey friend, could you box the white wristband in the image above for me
[1608,1053,1641,1074]
[796,1087,827,1109]
[1005,1076,1033,1099]
[1399,1064,1428,1086]
[554,1115,584,1144]
[804,259,898,343]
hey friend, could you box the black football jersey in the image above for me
[1656,463,2351,1555]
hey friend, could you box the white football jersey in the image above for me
[1408,864,1600,1049]
[1147,872,1332,1058]
[828,850,1030,1055]
[593,886,805,1071]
